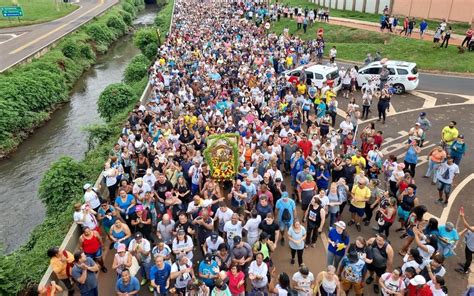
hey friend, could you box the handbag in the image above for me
[129,255,140,276]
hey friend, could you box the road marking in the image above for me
[410,90,437,108]
[439,173,474,224]
[9,0,105,54]
[0,32,25,45]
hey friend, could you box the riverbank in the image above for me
[0,0,145,159]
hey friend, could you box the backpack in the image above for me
[281,208,291,223]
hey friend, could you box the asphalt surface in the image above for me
[0,0,118,73]
[94,90,474,295]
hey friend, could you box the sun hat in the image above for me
[334,221,346,230]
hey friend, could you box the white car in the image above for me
[356,60,419,94]
[283,64,342,91]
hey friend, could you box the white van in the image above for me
[283,64,342,91]
[356,60,419,94]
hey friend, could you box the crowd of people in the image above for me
[41,0,472,295]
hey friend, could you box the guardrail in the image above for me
[37,0,175,292]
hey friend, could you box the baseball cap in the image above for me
[116,243,126,252]
[459,134,464,139]
[419,112,426,116]
[210,233,219,242]
[281,192,289,199]
[134,232,143,240]
[334,221,346,230]
[409,275,426,286]
[233,235,242,244]
[83,183,92,190]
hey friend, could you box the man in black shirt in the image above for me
[342,158,356,190]
[258,212,280,244]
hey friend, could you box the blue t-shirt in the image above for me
[150,263,171,294]
[199,260,219,286]
[327,228,350,257]
[275,198,296,225]
[115,194,135,214]
[116,276,140,293]
[438,225,459,243]
[404,145,418,164]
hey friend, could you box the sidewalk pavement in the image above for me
[327,16,465,46]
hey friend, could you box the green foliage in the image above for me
[154,0,174,33]
[84,123,116,150]
[79,43,96,60]
[121,10,133,25]
[122,2,137,17]
[124,54,149,84]
[134,27,158,54]
[86,23,115,46]
[38,157,87,215]
[98,83,137,121]
[107,15,127,35]
[61,40,80,59]
[143,42,158,61]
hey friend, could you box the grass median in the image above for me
[276,0,471,35]
[270,18,474,73]
[0,0,78,28]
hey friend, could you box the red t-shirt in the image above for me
[226,271,245,294]
[298,140,313,158]
[407,284,433,296]
[373,134,383,147]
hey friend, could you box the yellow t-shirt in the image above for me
[442,126,459,144]
[297,83,307,95]
[50,250,74,280]
[286,56,293,67]
[351,186,371,208]
[351,155,366,174]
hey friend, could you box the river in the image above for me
[0,7,157,254]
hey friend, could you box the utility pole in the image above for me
[447,0,454,23]
[408,0,413,17]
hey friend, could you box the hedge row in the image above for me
[0,0,150,294]
[0,0,145,157]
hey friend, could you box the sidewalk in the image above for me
[327,16,464,46]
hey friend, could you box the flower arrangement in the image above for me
[203,133,240,182]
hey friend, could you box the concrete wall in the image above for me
[392,0,474,23]
[313,0,473,23]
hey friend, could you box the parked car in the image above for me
[283,64,342,91]
[356,60,419,94]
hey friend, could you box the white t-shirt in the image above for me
[223,221,243,246]
[427,280,447,296]
[292,272,315,296]
[172,236,194,260]
[339,120,354,135]
[249,261,269,288]
[275,284,288,295]
[244,216,262,238]
[133,183,152,200]
[128,238,151,263]
[205,236,225,253]
[84,191,100,209]
[73,211,98,230]
[380,272,406,296]
[215,208,234,232]
[171,261,193,289]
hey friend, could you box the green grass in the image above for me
[276,0,471,35]
[271,19,474,73]
[0,0,78,28]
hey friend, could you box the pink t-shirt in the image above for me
[227,271,245,294]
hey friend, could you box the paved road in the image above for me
[95,90,474,295]
[0,0,118,73]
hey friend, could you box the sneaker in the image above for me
[435,199,443,205]
[290,259,295,265]
[364,220,370,226]
[455,267,469,274]
[374,284,380,294]
[372,226,380,231]
[149,285,154,292]
[100,267,108,273]
[356,224,361,232]
[366,276,374,285]
[141,278,148,286]
[347,220,355,226]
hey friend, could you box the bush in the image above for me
[86,23,115,46]
[107,15,127,35]
[143,42,158,61]
[61,40,80,59]
[122,2,136,17]
[124,59,149,84]
[134,28,158,54]
[120,10,133,25]
[38,157,87,214]
[98,83,137,121]
[79,43,96,60]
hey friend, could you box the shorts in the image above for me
[85,248,102,259]
[397,205,410,222]
[367,264,387,277]
[279,221,291,231]
[342,84,351,90]
[341,278,363,295]
[349,204,365,217]
[437,180,452,194]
